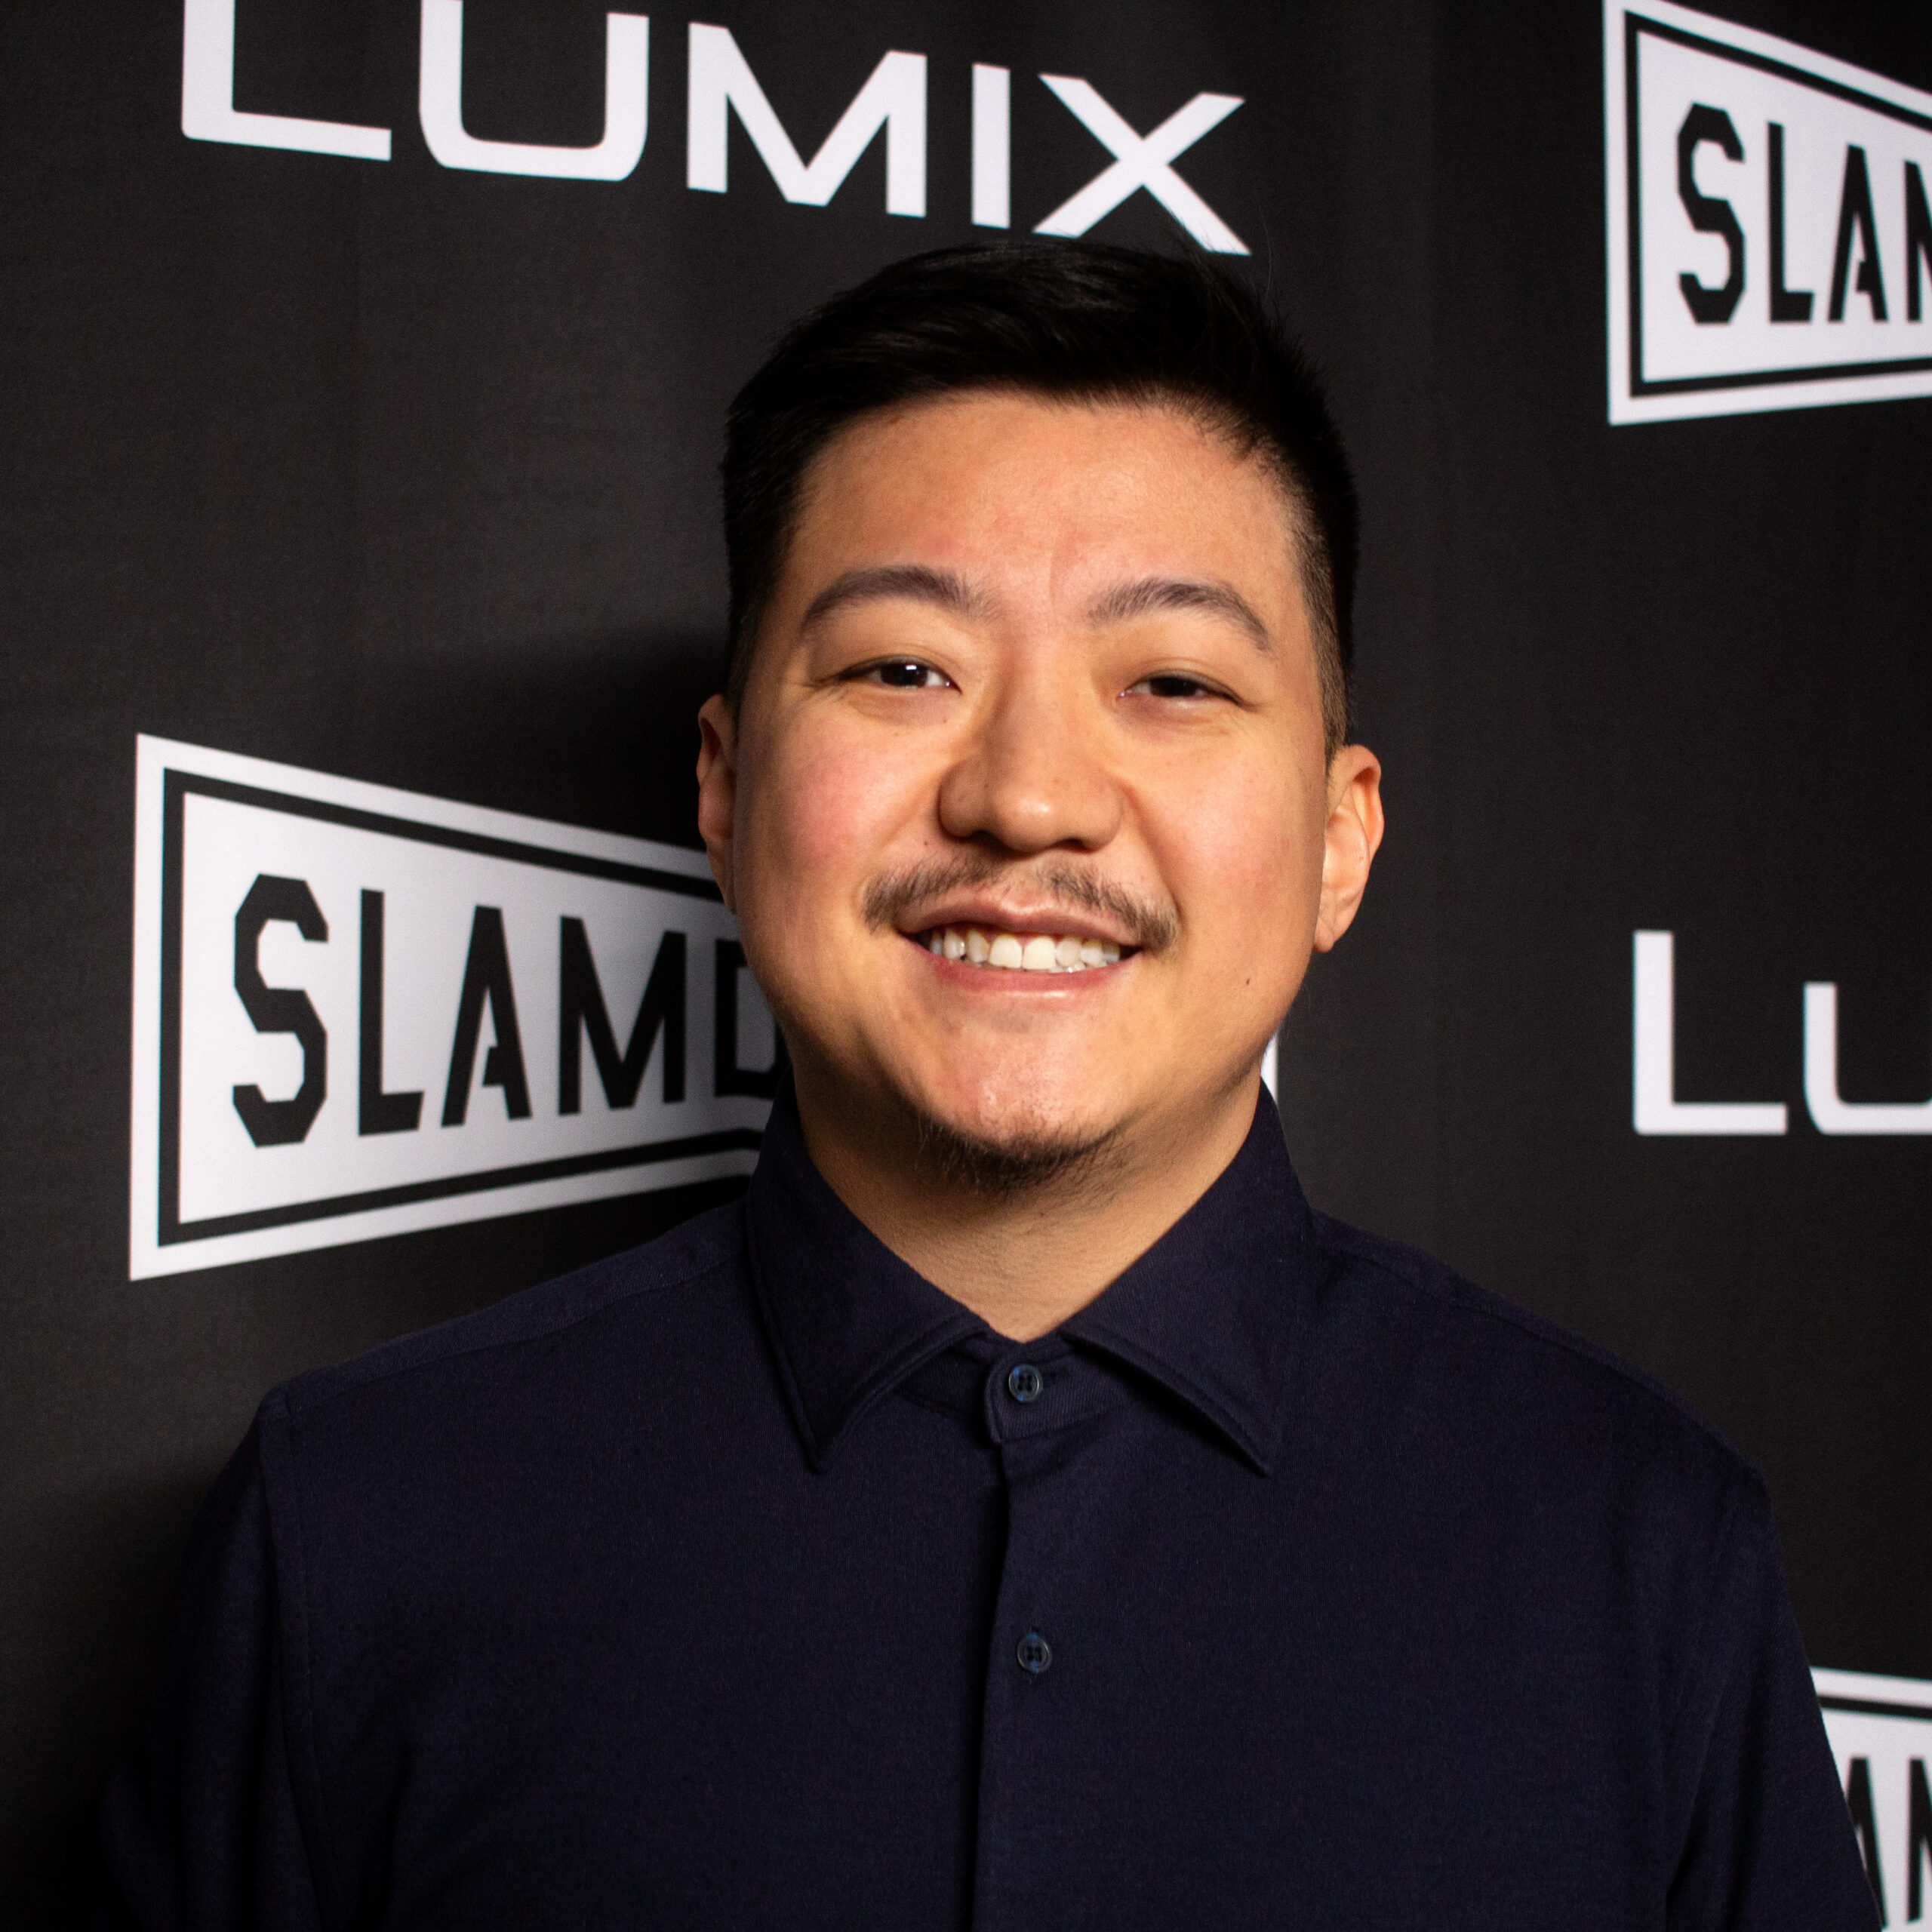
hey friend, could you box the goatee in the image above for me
[911,1106,1128,1203]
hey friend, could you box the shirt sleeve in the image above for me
[1665,1472,1879,1932]
[95,1416,328,1932]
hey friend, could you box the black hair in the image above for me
[721,239,1358,752]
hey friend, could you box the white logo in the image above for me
[1605,0,1932,423]
[1632,932,1932,1136]
[1029,78,1244,256]
[130,737,775,1279]
[179,0,1247,253]
[1814,1669,1932,1923]
[685,25,926,216]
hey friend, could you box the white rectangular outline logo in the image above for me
[131,735,765,1279]
[1814,1667,1932,1918]
[1605,0,1932,423]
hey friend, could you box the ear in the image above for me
[696,694,739,913]
[1313,744,1384,952]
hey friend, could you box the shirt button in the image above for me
[1007,1362,1044,1403]
[1017,1631,1053,1675]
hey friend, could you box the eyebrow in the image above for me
[1088,577,1274,653]
[801,564,990,631]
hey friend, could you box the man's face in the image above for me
[698,392,1380,1175]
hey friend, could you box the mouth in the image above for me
[911,924,1129,974]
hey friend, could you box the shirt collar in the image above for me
[745,1082,1315,1475]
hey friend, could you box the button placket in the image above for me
[970,1420,1096,1932]
[983,1347,1127,1450]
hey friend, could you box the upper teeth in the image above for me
[923,926,1122,972]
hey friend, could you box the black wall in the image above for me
[2,0,1927,1916]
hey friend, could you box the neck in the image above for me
[790,1066,1263,1341]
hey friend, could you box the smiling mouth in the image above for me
[913,924,1128,974]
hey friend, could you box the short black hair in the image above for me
[721,239,1358,753]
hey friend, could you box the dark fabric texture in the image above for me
[97,1089,1875,1930]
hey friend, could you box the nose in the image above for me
[936,666,1123,855]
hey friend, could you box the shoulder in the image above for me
[262,1198,751,1432]
[1301,1211,1764,1519]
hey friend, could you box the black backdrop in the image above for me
[3,0,1928,1917]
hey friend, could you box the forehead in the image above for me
[780,392,1304,617]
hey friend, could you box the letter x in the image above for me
[1034,77,1246,254]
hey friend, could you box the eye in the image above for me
[852,659,953,690]
[1129,672,1225,700]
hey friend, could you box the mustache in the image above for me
[861,856,1180,952]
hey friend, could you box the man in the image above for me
[101,243,1873,1928]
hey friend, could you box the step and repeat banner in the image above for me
[1,0,1927,1915]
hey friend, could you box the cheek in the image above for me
[1151,749,1322,958]
[738,714,934,928]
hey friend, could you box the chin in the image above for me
[898,1066,1130,1198]
[909,1106,1127,1201]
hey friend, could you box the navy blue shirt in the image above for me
[101,1090,1874,1929]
